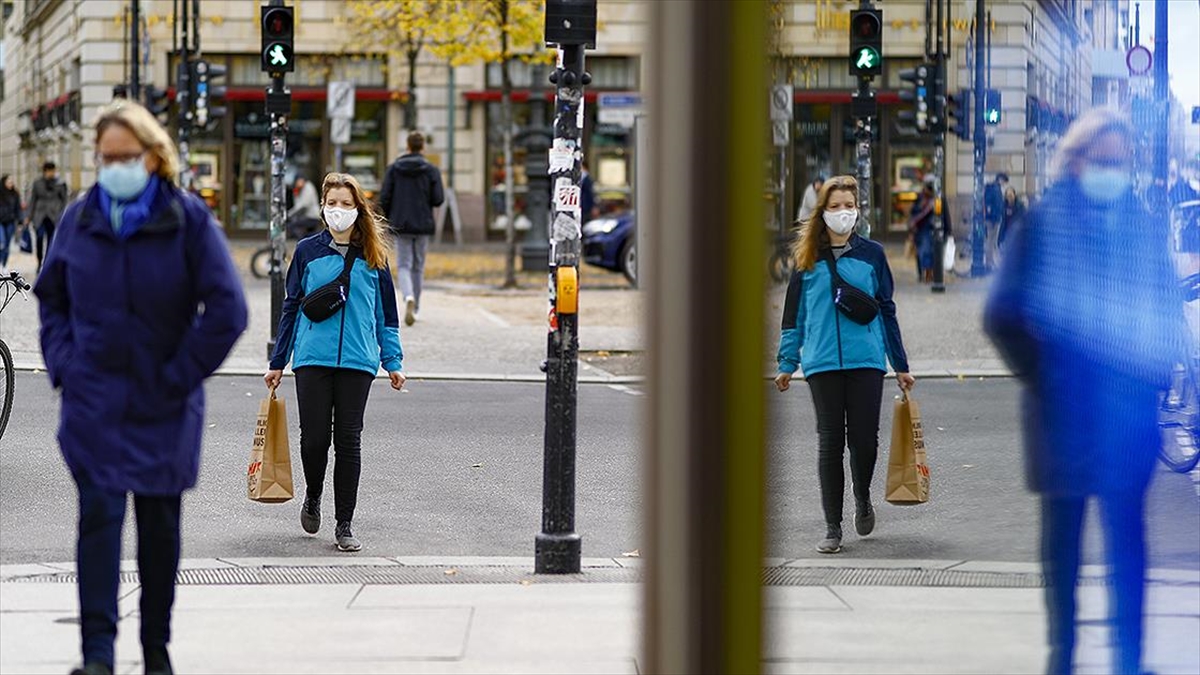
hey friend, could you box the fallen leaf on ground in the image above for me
[936,427,945,431]
[444,568,458,576]
[622,549,640,558]
[962,464,975,469]
[519,579,533,586]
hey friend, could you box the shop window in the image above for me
[229,53,387,87]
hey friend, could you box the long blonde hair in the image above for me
[791,174,858,272]
[321,173,390,270]
[93,100,180,182]
[1047,107,1134,184]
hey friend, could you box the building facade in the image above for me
[1,1,1130,242]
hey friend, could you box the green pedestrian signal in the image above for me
[984,89,1001,126]
[854,47,880,72]
[269,45,289,67]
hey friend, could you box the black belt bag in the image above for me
[301,246,359,322]
[823,247,879,325]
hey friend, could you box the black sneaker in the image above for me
[855,500,876,536]
[68,663,113,675]
[144,646,174,675]
[816,524,842,554]
[335,521,361,552]
[300,495,321,534]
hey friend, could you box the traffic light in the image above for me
[175,59,193,128]
[898,63,932,133]
[261,5,295,75]
[984,88,1001,125]
[193,59,227,127]
[947,88,971,141]
[848,9,883,78]
[144,84,171,119]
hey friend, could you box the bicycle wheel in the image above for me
[1159,362,1200,474]
[0,339,13,442]
[250,247,273,279]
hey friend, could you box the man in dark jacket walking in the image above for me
[27,161,70,272]
[379,132,445,326]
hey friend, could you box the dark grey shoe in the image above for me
[68,663,113,675]
[335,521,362,552]
[855,500,876,536]
[300,495,321,534]
[144,646,173,675]
[816,525,842,554]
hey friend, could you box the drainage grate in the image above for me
[5,565,1192,588]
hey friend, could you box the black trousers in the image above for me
[806,368,885,527]
[1041,492,1147,675]
[35,216,56,271]
[73,470,181,669]
[294,366,375,523]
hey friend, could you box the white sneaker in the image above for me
[404,296,416,326]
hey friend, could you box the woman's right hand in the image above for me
[263,370,283,390]
[774,372,792,392]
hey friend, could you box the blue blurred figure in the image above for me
[984,108,1188,675]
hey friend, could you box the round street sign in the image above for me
[1126,45,1152,76]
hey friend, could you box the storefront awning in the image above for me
[464,90,601,103]
[165,87,404,102]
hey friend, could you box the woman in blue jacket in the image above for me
[265,173,404,553]
[35,101,249,675]
[984,109,1186,675]
[775,175,914,554]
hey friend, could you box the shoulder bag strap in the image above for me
[822,247,843,301]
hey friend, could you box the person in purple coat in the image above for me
[34,100,248,675]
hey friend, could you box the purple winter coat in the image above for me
[34,181,248,495]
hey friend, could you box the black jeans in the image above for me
[806,368,885,527]
[74,471,181,669]
[1041,492,1147,675]
[36,217,56,271]
[294,366,375,523]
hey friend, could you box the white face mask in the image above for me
[323,206,358,232]
[823,209,858,235]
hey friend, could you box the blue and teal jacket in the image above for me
[777,234,909,377]
[269,230,403,375]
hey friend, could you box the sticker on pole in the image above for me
[553,178,581,215]
[548,139,576,174]
[552,211,581,242]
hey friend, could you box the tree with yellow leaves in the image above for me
[347,0,449,130]
[427,0,552,288]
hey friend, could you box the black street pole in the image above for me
[536,0,596,575]
[265,0,291,361]
[520,62,552,272]
[130,0,141,101]
[1152,0,1168,185]
[970,0,988,277]
[177,0,193,190]
[930,0,947,293]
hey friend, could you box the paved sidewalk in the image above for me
[2,557,1196,675]
[0,241,1008,382]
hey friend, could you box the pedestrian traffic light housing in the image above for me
[260,5,295,75]
[897,63,932,133]
[848,9,883,77]
[175,59,193,129]
[947,88,971,141]
[144,84,171,122]
[193,59,227,128]
[984,88,1001,125]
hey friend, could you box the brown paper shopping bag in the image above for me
[885,392,930,505]
[247,387,294,503]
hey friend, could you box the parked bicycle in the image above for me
[0,270,32,441]
[1158,271,1200,474]
[249,216,321,279]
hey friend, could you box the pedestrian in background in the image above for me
[998,185,1026,252]
[983,172,1009,270]
[378,131,445,327]
[286,175,322,239]
[796,173,826,224]
[26,160,69,273]
[0,174,21,269]
[775,174,915,555]
[265,172,405,553]
[908,175,937,282]
[35,100,248,675]
[580,160,599,221]
[984,108,1187,675]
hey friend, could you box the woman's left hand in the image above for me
[389,371,406,391]
[897,372,915,392]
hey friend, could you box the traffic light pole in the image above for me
[970,0,987,277]
[536,1,595,575]
[930,0,947,293]
[176,0,193,190]
[266,74,289,361]
[854,77,873,239]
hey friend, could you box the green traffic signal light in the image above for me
[853,47,880,73]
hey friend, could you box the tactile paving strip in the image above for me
[4,565,1175,587]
